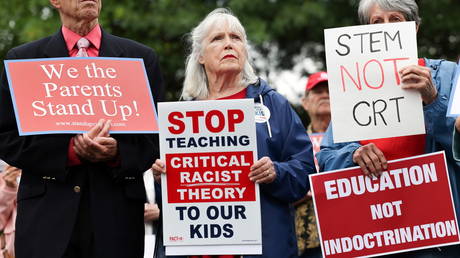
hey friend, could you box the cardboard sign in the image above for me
[158,99,261,256]
[324,22,425,143]
[4,57,158,135]
[447,63,460,117]
[310,152,460,257]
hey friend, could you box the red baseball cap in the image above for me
[306,71,328,91]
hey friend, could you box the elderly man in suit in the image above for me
[0,0,164,257]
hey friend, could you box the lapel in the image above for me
[43,28,69,58]
[99,29,124,57]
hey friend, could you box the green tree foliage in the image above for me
[1,0,459,101]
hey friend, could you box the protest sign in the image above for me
[324,22,425,143]
[447,64,460,117]
[158,99,261,255]
[4,57,158,135]
[310,152,460,257]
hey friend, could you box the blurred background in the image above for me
[1,0,459,126]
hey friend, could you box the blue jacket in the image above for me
[317,58,460,218]
[244,79,315,258]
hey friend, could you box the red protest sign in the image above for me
[4,57,158,135]
[166,151,255,203]
[310,152,460,257]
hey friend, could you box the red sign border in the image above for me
[310,151,460,257]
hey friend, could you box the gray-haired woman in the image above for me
[152,8,315,258]
[318,0,460,257]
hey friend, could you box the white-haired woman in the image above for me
[318,0,459,256]
[152,8,315,258]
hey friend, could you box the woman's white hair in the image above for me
[358,0,421,25]
[181,8,258,100]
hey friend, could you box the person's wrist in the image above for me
[428,90,437,104]
[352,149,359,163]
[423,91,436,105]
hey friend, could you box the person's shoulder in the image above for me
[424,58,457,70]
[258,79,289,104]
[424,58,457,83]
[103,32,156,55]
[6,35,54,59]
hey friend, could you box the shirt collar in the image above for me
[62,25,102,52]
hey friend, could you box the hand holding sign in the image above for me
[400,65,437,105]
[73,118,118,162]
[249,156,276,184]
[352,143,388,177]
[144,203,160,222]
[153,155,277,185]
[151,159,166,183]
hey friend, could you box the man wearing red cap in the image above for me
[301,71,330,134]
[295,71,331,258]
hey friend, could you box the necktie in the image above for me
[76,37,90,57]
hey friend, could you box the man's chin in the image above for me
[81,11,99,21]
[316,109,331,116]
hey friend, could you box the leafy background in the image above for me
[1,0,459,124]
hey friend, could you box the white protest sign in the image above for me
[143,169,157,258]
[325,21,425,143]
[158,99,262,255]
[447,64,460,117]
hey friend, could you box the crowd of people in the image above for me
[0,0,459,257]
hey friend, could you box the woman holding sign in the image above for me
[152,8,315,258]
[318,0,460,256]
